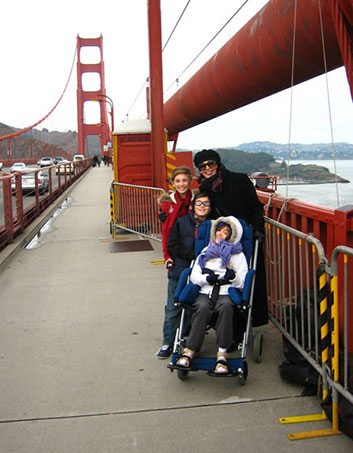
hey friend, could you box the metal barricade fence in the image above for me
[265,216,353,438]
[265,216,329,379]
[111,182,165,241]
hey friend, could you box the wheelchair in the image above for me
[167,220,264,385]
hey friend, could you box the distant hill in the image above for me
[0,123,16,136]
[232,141,353,160]
[179,142,353,160]
[0,122,100,156]
[208,148,274,174]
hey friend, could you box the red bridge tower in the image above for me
[76,35,112,157]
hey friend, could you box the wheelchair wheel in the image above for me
[177,369,189,380]
[252,331,264,363]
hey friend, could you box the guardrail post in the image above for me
[2,178,14,242]
[330,270,340,432]
[110,186,116,240]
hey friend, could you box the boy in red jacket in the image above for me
[156,166,193,358]
[158,166,193,266]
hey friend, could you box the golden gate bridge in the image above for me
[0,0,352,442]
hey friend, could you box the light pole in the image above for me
[97,122,113,162]
[97,94,114,132]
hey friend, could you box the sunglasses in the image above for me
[198,160,217,171]
[194,200,211,207]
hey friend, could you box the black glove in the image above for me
[206,273,218,284]
[224,268,236,282]
[158,209,167,223]
[218,268,236,285]
[253,229,265,243]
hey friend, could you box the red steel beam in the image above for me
[330,0,353,98]
[164,0,344,137]
[148,0,168,190]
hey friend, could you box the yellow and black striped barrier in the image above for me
[279,265,341,440]
[110,186,116,240]
[165,152,176,191]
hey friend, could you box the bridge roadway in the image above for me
[0,166,74,226]
[0,165,352,452]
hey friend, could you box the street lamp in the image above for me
[97,121,111,141]
[97,94,114,132]
[97,122,113,161]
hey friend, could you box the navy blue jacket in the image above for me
[167,213,211,280]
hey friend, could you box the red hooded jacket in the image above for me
[158,190,192,261]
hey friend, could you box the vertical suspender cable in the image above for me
[318,0,340,207]
[286,0,298,199]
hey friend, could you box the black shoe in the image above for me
[156,345,172,359]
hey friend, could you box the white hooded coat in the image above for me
[190,216,248,297]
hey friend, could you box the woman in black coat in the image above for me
[193,149,268,327]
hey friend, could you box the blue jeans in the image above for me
[163,278,191,346]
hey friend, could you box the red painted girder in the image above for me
[148,0,168,189]
[164,0,343,137]
[337,0,353,24]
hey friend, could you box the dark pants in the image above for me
[186,294,234,352]
[163,278,191,345]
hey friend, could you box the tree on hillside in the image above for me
[215,148,275,174]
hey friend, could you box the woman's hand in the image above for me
[165,258,174,269]
[159,209,167,223]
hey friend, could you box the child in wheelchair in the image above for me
[175,216,248,375]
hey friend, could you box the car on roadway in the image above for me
[55,159,74,175]
[11,162,26,173]
[11,168,49,195]
[54,156,65,164]
[39,156,54,167]
[73,154,84,167]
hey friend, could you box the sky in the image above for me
[1,0,353,151]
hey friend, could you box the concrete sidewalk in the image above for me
[0,165,352,452]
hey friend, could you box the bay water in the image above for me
[274,160,353,209]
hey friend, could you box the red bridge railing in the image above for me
[0,159,92,252]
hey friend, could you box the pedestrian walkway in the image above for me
[0,165,352,452]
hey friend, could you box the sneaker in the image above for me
[156,344,172,359]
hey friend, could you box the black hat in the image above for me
[193,149,221,169]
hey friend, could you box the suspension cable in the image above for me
[122,78,149,123]
[162,0,191,51]
[0,45,77,141]
[121,1,191,122]
[318,0,340,207]
[286,0,298,198]
[164,0,249,96]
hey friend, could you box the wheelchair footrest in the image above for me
[168,353,245,373]
[207,369,237,377]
